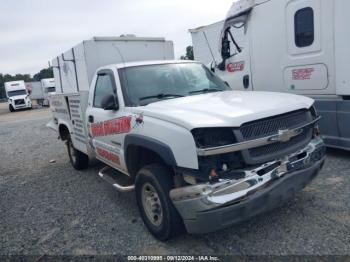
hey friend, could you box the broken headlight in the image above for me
[191,128,244,178]
[191,127,236,148]
[310,104,321,137]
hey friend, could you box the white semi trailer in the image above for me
[27,81,44,105]
[41,78,56,106]
[190,0,350,151]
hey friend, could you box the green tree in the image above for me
[0,74,5,99]
[180,45,194,60]
[33,68,53,81]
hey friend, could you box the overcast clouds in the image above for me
[0,0,233,75]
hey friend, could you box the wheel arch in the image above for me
[124,134,177,177]
[58,123,71,141]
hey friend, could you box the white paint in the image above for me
[136,90,313,130]
[334,0,350,96]
[189,21,225,66]
[190,0,346,97]
[51,36,175,94]
[4,80,32,111]
[50,59,314,171]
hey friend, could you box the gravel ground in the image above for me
[0,106,350,256]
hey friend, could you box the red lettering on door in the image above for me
[292,68,315,80]
[90,116,132,138]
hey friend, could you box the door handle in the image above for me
[243,75,250,89]
[88,115,94,123]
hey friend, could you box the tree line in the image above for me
[180,46,194,60]
[0,68,53,99]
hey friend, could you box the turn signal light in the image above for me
[209,169,219,182]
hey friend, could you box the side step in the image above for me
[98,166,135,192]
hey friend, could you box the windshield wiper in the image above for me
[189,88,222,94]
[139,93,184,101]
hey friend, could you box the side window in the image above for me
[93,74,115,108]
[295,7,314,48]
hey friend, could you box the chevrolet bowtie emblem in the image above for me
[269,129,303,143]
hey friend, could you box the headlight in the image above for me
[191,128,244,175]
[191,128,236,148]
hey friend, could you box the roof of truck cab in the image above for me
[101,60,200,70]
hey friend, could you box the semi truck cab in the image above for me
[191,0,350,151]
[4,80,32,112]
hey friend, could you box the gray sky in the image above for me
[0,0,233,75]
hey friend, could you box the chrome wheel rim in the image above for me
[141,183,163,227]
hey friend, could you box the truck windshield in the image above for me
[119,63,231,106]
[46,87,56,93]
[7,90,27,97]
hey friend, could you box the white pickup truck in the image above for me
[49,59,326,240]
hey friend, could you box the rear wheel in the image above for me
[9,105,14,112]
[67,138,89,170]
[135,164,184,241]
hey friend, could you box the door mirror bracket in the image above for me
[101,94,119,111]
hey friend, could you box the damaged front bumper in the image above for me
[170,138,326,234]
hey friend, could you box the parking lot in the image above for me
[0,102,350,256]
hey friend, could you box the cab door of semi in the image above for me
[334,0,350,149]
[284,0,335,146]
[249,0,333,94]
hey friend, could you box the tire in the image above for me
[9,105,15,112]
[135,164,185,241]
[66,138,89,170]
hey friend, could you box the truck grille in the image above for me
[237,110,313,164]
[15,99,25,105]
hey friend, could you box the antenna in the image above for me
[203,31,217,67]
[112,44,126,67]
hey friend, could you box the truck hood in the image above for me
[135,91,314,130]
[8,95,28,100]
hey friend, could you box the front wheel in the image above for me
[66,138,89,170]
[135,164,184,241]
[9,105,15,112]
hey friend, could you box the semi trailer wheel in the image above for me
[135,164,184,241]
[67,138,89,170]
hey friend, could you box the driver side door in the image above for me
[86,69,130,172]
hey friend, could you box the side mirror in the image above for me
[209,61,215,73]
[218,36,231,71]
[101,94,119,111]
[221,37,231,60]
